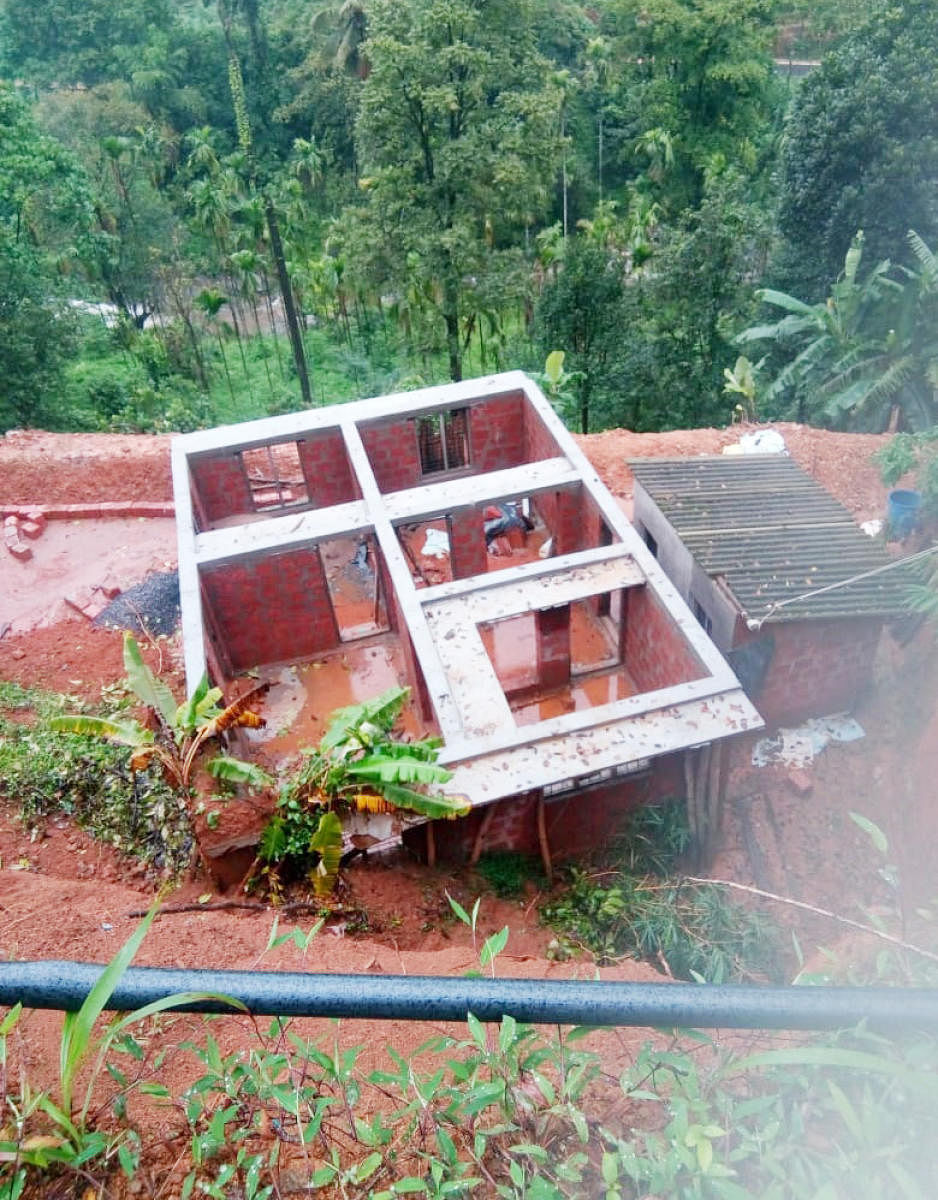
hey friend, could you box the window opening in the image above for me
[417,408,470,475]
[643,526,659,558]
[241,442,309,511]
[597,520,613,615]
[571,596,620,675]
[542,760,651,800]
[691,595,713,635]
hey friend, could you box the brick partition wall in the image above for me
[521,393,564,462]
[382,562,435,721]
[448,505,488,579]
[297,432,360,507]
[624,585,706,691]
[469,391,526,471]
[360,419,422,493]
[190,453,254,529]
[200,546,340,673]
[532,484,592,556]
[733,615,883,729]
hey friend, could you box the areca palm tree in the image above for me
[195,286,237,406]
[737,232,938,431]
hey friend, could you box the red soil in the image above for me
[0,421,934,1196]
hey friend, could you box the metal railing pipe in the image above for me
[1,962,937,1030]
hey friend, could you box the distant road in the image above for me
[773,58,820,77]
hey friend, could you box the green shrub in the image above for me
[615,798,692,876]
[474,850,544,898]
[0,681,193,873]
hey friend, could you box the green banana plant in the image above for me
[259,686,469,896]
[50,633,271,795]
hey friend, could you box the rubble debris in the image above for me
[65,588,110,622]
[3,515,32,561]
[421,527,450,559]
[786,768,814,797]
[723,428,788,456]
[752,714,865,768]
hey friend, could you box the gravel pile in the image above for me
[94,571,181,637]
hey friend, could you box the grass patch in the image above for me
[474,850,545,898]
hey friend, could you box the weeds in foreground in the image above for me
[2,901,938,1197]
[473,851,545,899]
[0,903,242,1198]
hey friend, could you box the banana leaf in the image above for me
[309,810,344,896]
[378,782,470,820]
[49,715,153,748]
[206,756,274,788]
[347,752,452,786]
[122,633,176,727]
[320,685,410,751]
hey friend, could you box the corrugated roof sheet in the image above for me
[630,455,910,621]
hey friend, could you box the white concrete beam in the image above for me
[381,457,578,524]
[194,500,372,565]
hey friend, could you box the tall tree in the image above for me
[0,0,171,87]
[774,0,938,300]
[36,85,177,327]
[216,0,313,407]
[534,237,628,433]
[603,0,779,214]
[614,169,770,430]
[0,87,91,429]
[340,0,563,381]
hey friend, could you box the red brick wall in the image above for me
[521,394,564,463]
[624,585,706,691]
[200,547,340,673]
[360,420,422,493]
[406,754,685,863]
[469,392,526,471]
[448,506,488,579]
[583,491,613,552]
[297,432,360,507]
[532,484,588,555]
[733,616,882,729]
[190,453,253,529]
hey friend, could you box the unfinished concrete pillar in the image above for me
[537,603,571,689]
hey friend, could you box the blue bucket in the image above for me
[887,489,921,538]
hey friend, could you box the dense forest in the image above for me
[2,0,937,437]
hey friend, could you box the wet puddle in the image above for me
[243,637,430,762]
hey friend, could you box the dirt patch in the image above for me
[1,517,178,635]
[0,623,183,704]
[0,430,174,505]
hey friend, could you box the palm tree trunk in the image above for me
[264,195,313,407]
[216,331,237,408]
